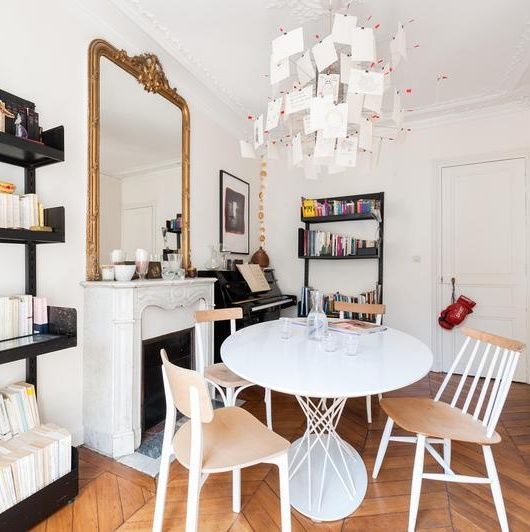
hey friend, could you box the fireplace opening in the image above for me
[142,327,194,431]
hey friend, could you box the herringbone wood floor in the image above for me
[32,372,530,531]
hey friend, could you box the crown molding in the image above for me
[103,157,182,180]
[110,0,247,118]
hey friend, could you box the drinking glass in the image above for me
[323,332,338,352]
[161,261,176,280]
[136,260,149,280]
[344,334,360,355]
[279,317,291,340]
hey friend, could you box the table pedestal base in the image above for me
[288,397,368,521]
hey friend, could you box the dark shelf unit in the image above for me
[0,124,79,527]
[299,192,385,313]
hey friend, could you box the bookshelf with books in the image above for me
[298,192,384,317]
[0,102,78,529]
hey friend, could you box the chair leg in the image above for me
[265,387,273,429]
[225,387,234,407]
[443,439,451,474]
[483,445,509,532]
[185,463,202,532]
[366,395,372,423]
[276,453,292,532]
[408,434,426,532]
[152,445,172,532]
[232,468,241,513]
[373,417,394,479]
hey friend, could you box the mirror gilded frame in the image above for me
[86,39,190,280]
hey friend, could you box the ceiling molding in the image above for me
[107,0,530,138]
[110,0,247,117]
[103,157,182,180]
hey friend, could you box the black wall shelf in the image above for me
[0,448,78,532]
[0,127,64,168]
[0,206,65,243]
[299,192,385,314]
[0,120,78,525]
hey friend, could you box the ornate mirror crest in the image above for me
[86,39,190,280]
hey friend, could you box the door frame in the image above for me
[431,149,530,382]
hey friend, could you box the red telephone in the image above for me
[439,278,476,330]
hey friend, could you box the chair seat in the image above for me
[204,363,250,388]
[173,407,289,472]
[380,397,501,445]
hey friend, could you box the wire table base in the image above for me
[288,396,368,521]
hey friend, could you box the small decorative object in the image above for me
[101,265,115,281]
[135,248,149,280]
[147,259,162,279]
[110,249,126,264]
[14,113,28,139]
[187,267,198,278]
[114,264,136,281]
[251,159,270,267]
[220,170,249,254]
[307,290,328,341]
[251,247,270,268]
[0,101,14,134]
[205,244,223,270]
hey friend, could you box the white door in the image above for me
[121,204,155,259]
[440,158,528,382]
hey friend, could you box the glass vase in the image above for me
[307,290,328,341]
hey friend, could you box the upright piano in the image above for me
[198,268,297,362]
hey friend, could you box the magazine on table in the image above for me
[292,318,386,335]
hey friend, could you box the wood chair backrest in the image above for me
[194,307,243,373]
[160,349,213,423]
[334,301,386,325]
[434,327,525,439]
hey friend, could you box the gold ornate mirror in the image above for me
[86,39,190,280]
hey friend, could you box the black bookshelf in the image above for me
[299,192,385,314]
[0,123,78,527]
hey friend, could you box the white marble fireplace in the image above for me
[81,278,216,458]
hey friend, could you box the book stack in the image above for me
[0,295,33,341]
[299,228,377,258]
[0,192,44,229]
[323,288,382,321]
[301,197,381,218]
[0,382,71,511]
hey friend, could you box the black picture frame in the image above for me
[219,170,250,254]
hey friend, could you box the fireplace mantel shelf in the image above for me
[81,278,217,289]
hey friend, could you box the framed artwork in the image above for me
[220,170,249,254]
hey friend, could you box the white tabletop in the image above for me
[221,321,433,398]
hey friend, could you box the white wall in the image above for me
[0,0,258,444]
[266,109,530,359]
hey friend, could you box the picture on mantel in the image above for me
[220,170,249,254]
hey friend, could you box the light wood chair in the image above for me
[194,308,273,429]
[372,327,525,532]
[334,301,386,423]
[153,350,291,532]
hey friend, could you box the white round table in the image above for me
[221,321,433,522]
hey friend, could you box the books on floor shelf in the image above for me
[299,228,377,258]
[0,382,71,512]
[301,197,381,218]
[299,287,382,320]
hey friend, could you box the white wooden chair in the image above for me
[153,349,291,532]
[334,301,386,423]
[372,327,525,532]
[194,308,273,429]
